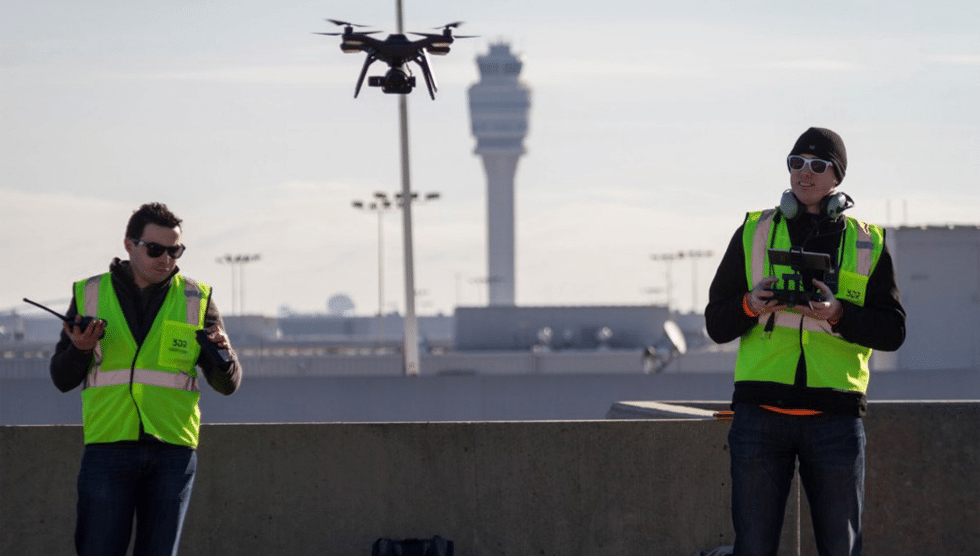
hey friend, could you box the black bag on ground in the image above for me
[371,536,454,556]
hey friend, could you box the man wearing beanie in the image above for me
[704,127,905,556]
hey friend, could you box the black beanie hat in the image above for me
[789,127,847,183]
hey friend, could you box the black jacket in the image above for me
[50,258,242,397]
[704,211,906,415]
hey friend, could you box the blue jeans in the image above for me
[75,443,197,556]
[728,404,865,556]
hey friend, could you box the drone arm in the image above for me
[354,53,378,98]
[415,50,438,100]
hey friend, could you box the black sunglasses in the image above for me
[131,238,186,259]
[787,155,833,174]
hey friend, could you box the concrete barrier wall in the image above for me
[2,402,977,556]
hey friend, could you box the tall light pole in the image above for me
[391,0,442,375]
[649,252,679,311]
[216,254,261,315]
[353,191,440,347]
[650,250,713,312]
[353,193,395,345]
[685,250,713,311]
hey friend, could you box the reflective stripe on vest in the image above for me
[84,368,199,391]
[735,210,884,393]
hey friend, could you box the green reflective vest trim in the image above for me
[735,210,884,393]
[74,273,210,447]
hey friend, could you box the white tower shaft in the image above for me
[483,154,520,305]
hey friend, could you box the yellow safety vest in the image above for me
[74,273,210,447]
[735,210,884,393]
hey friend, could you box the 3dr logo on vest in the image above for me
[845,289,861,300]
[172,338,188,349]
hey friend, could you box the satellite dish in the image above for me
[643,320,688,374]
[326,294,355,316]
[662,320,687,355]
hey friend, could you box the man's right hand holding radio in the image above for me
[64,316,107,353]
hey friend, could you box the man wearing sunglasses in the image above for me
[50,202,242,556]
[705,128,905,556]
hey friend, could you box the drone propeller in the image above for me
[410,21,478,39]
[317,19,380,38]
[410,32,479,40]
[326,19,370,28]
[314,30,380,37]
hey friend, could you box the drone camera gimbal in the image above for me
[369,68,416,94]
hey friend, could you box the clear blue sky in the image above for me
[2,0,978,317]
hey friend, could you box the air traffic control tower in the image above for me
[468,43,531,306]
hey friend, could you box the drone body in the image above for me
[316,19,474,99]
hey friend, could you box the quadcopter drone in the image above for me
[315,19,475,99]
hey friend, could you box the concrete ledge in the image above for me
[606,400,727,419]
[2,402,977,556]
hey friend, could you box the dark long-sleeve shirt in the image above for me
[50,259,242,396]
[704,211,906,414]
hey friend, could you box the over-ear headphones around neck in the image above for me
[778,189,854,221]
